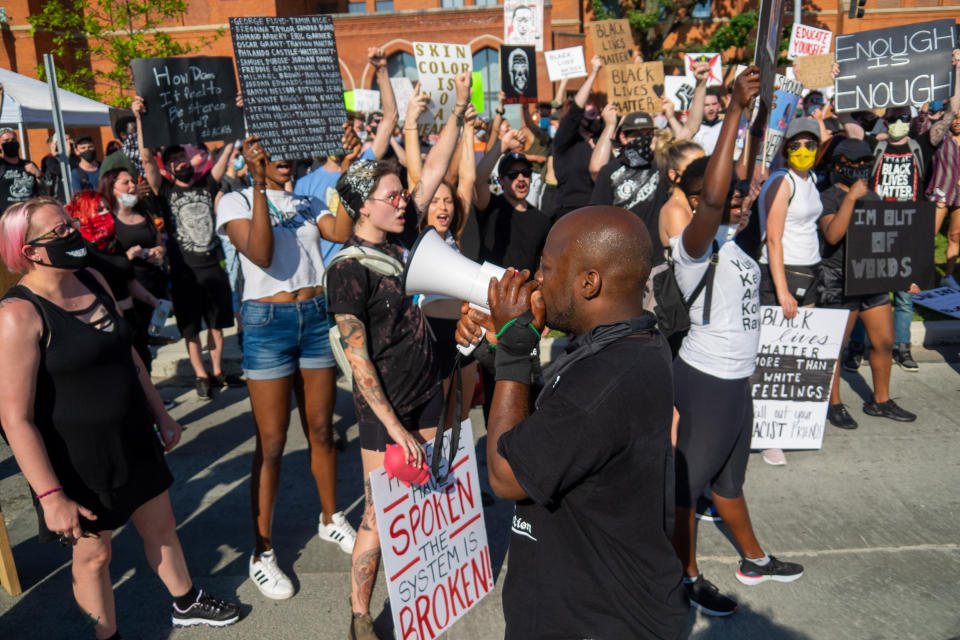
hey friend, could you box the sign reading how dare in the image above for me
[414,42,472,138]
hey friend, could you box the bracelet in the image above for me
[37,486,62,500]
[550,99,561,109]
[403,126,419,131]
[496,109,505,116]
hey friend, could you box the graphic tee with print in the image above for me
[159,174,221,267]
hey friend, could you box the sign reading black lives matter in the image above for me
[131,57,245,149]
[230,16,348,160]
[500,45,537,104]
[844,201,935,296]
[834,19,956,112]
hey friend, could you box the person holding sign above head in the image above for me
[670,67,804,616]
[817,139,917,429]
[132,95,236,399]
[326,72,472,640]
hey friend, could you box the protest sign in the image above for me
[131,57,244,149]
[371,420,493,640]
[759,74,804,168]
[754,0,786,112]
[794,53,835,90]
[788,23,832,59]
[391,77,415,122]
[471,71,485,114]
[750,306,849,450]
[413,42,472,137]
[544,46,587,81]
[844,201,935,296]
[664,76,696,111]
[683,52,723,86]
[501,45,538,104]
[605,62,664,115]
[912,287,960,319]
[504,0,543,52]
[834,19,955,112]
[589,19,633,66]
[230,16,348,160]
[352,89,381,113]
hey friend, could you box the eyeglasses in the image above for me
[886,114,911,124]
[369,190,410,208]
[27,219,80,244]
[787,140,818,152]
[503,168,533,179]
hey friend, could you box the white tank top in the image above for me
[758,169,823,266]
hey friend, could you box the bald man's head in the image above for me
[535,206,653,333]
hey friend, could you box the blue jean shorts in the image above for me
[241,295,336,380]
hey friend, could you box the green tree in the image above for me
[591,0,706,62]
[28,0,221,107]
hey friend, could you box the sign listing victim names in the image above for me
[230,16,348,160]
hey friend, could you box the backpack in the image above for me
[322,245,404,384]
[872,138,924,182]
[646,240,720,339]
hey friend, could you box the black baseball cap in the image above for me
[832,138,872,162]
[620,111,655,132]
[498,151,532,176]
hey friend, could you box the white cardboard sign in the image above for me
[788,23,833,59]
[544,46,588,81]
[504,0,544,52]
[391,77,415,123]
[749,306,849,450]
[912,286,960,319]
[683,52,723,86]
[664,76,696,111]
[413,42,473,137]
[352,89,381,113]
[370,420,493,640]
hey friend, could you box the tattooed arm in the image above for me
[335,313,425,465]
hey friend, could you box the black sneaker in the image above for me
[843,342,865,372]
[736,555,804,586]
[684,575,737,616]
[695,496,722,522]
[827,403,858,430]
[215,373,245,388]
[171,590,241,627]
[863,397,917,422]
[196,376,212,401]
[893,343,919,371]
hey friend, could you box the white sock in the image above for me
[747,554,771,566]
[683,574,699,584]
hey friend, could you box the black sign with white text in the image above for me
[844,201,935,295]
[501,45,537,104]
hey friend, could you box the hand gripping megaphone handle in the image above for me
[455,302,489,356]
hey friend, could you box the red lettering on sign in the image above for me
[415,595,434,639]
[390,513,411,555]
[432,584,450,629]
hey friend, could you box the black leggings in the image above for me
[673,357,752,508]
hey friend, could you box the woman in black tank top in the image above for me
[0,198,239,636]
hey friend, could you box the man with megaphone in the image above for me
[455,205,689,638]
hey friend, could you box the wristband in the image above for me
[37,486,63,500]
[496,108,505,116]
[550,99,561,109]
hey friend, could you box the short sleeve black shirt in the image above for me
[158,174,222,268]
[497,330,688,639]
[475,194,551,273]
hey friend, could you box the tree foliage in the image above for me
[28,0,221,107]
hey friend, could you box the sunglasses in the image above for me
[886,114,911,124]
[28,218,80,244]
[503,168,533,179]
[370,190,410,208]
[787,140,818,152]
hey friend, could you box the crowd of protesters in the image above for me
[1,41,957,640]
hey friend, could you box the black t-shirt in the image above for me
[476,194,551,273]
[866,132,934,202]
[591,157,670,265]
[497,329,688,640]
[818,185,881,271]
[552,103,596,216]
[158,174,222,268]
[0,158,39,210]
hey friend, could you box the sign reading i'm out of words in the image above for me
[834,19,956,112]
[750,306,849,450]
[370,420,493,640]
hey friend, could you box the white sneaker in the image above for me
[941,275,960,291]
[318,511,357,554]
[248,549,294,600]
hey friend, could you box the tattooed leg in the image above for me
[351,480,381,614]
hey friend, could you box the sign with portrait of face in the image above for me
[501,45,537,104]
[504,0,543,52]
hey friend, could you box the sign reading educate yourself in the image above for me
[844,201,936,296]
[912,286,960,319]
[589,19,633,66]
[544,46,587,81]
[750,306,849,450]
[370,420,493,640]
[413,42,472,138]
[230,15,348,160]
[605,62,664,115]
[834,19,956,112]
[501,45,538,104]
[131,57,245,148]
[788,23,832,59]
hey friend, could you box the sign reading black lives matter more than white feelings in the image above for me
[501,45,537,104]
[750,307,849,450]
[912,287,960,319]
[834,19,956,112]
[230,16,348,160]
[370,420,492,640]
[844,201,935,296]
[131,57,245,149]
[413,42,472,139]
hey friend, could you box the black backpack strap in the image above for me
[683,240,720,325]
[431,353,463,485]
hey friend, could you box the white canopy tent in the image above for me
[0,66,114,128]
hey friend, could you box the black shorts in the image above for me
[673,357,752,508]
[817,263,890,312]
[759,263,821,307]
[169,262,235,340]
[356,383,444,452]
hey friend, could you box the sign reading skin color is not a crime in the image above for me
[413,42,473,138]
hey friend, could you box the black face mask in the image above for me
[585,118,605,136]
[172,165,194,183]
[621,134,655,168]
[30,232,89,270]
[1,141,19,158]
[832,164,872,186]
[79,149,97,162]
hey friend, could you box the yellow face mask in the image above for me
[787,147,817,172]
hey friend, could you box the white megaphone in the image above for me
[403,228,506,355]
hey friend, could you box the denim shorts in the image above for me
[241,295,336,380]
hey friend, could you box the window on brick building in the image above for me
[371,51,419,93]
[473,47,500,116]
[474,0,498,6]
[316,1,341,12]
[348,2,366,13]
[690,0,711,18]
[375,0,394,9]
[441,0,465,6]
